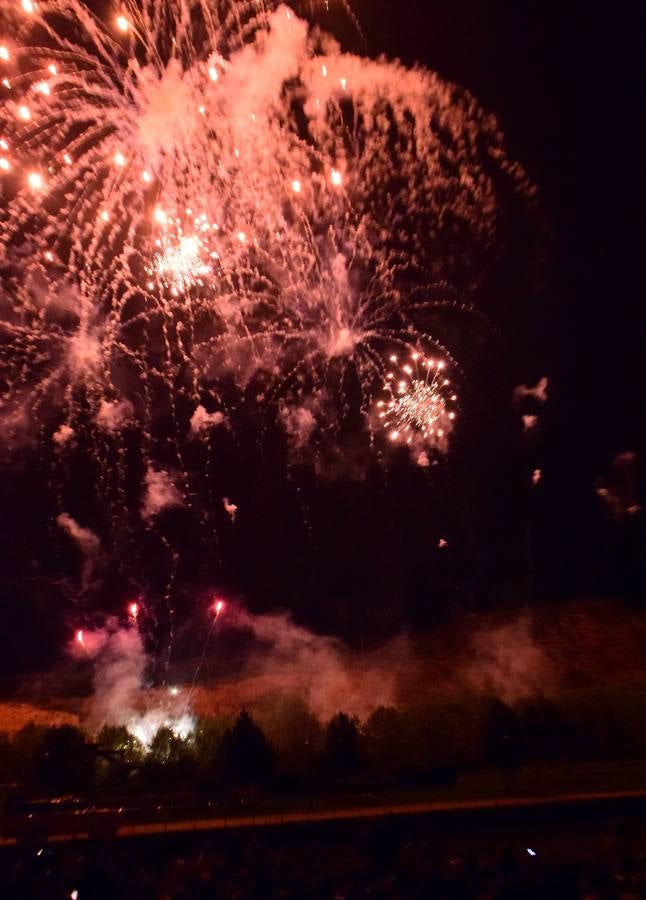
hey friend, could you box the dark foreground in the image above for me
[2,794,646,899]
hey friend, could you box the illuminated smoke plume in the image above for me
[56,512,102,591]
[222,605,397,721]
[70,620,194,746]
[463,614,555,705]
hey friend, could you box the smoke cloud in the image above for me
[189,404,226,435]
[513,376,549,405]
[70,621,194,746]
[141,467,184,521]
[95,398,134,434]
[463,614,555,704]
[219,606,398,722]
[56,512,102,591]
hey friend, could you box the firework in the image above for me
[0,1,531,612]
[376,351,457,454]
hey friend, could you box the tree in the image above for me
[97,724,145,766]
[35,725,94,794]
[363,706,403,775]
[194,715,230,770]
[216,711,275,786]
[324,712,361,777]
[10,723,49,783]
[260,696,323,776]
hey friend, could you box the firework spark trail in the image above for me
[0,1,532,620]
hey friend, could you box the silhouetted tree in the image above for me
[149,726,187,765]
[10,723,49,783]
[97,724,145,765]
[324,712,361,777]
[35,725,94,794]
[363,706,403,775]
[262,697,323,776]
[194,715,230,769]
[216,711,275,786]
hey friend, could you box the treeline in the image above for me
[2,690,646,798]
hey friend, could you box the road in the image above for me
[3,786,646,845]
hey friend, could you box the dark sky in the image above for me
[0,1,643,677]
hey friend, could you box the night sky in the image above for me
[0,1,642,678]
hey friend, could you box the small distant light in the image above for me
[291,179,301,193]
[18,105,31,121]
[22,0,35,14]
[2,78,11,89]
[142,169,151,182]
[169,686,179,696]
[390,430,399,441]
[114,151,125,166]
[75,629,84,645]
[321,64,328,77]
[100,210,110,221]
[70,890,79,900]
[28,171,43,189]
[48,63,57,76]
[340,77,347,90]
[0,47,10,62]
[0,139,8,150]
[0,157,9,171]
[116,15,129,32]
[526,848,536,857]
[154,207,167,225]
[198,105,205,115]
[35,81,50,95]
[331,168,342,186]
[44,251,54,261]
[208,66,218,82]
[237,231,246,243]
